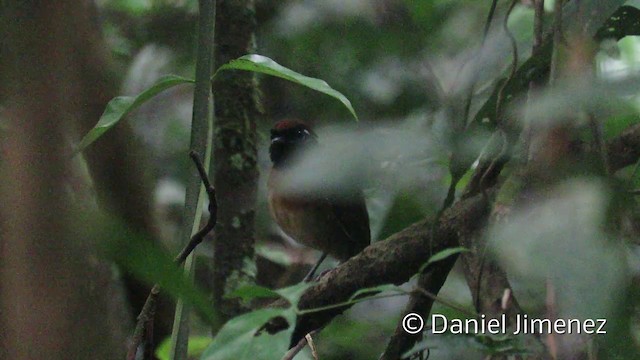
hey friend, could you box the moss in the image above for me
[223,257,257,299]
[229,153,245,170]
[231,216,241,229]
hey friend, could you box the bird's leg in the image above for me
[303,252,328,282]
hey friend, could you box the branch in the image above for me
[274,122,640,349]
[281,330,317,360]
[126,153,217,360]
[287,191,492,347]
[379,256,458,360]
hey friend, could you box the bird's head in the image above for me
[269,119,318,168]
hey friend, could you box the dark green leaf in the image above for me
[73,75,194,155]
[215,54,358,120]
[418,247,470,273]
[376,191,430,241]
[225,283,311,308]
[226,285,281,302]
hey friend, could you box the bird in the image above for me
[267,119,371,281]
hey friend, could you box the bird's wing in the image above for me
[327,190,371,255]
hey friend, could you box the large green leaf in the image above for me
[215,54,358,120]
[200,308,296,360]
[73,75,194,155]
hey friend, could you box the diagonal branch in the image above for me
[275,123,640,350]
[288,190,492,347]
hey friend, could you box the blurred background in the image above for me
[3,0,640,359]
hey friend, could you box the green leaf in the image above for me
[418,247,470,273]
[226,285,281,302]
[215,54,358,121]
[73,75,194,155]
[97,217,216,325]
[225,283,312,308]
[156,336,213,360]
[200,308,296,360]
[274,282,313,307]
[256,244,292,266]
[376,191,430,241]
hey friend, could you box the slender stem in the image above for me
[281,331,317,360]
[125,152,217,360]
[168,0,216,359]
[550,0,565,85]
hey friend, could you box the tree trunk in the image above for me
[0,1,130,358]
[212,0,260,325]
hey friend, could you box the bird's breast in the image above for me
[267,168,370,261]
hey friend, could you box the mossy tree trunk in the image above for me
[211,0,260,324]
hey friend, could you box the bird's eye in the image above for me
[296,129,310,139]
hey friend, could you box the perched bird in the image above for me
[267,119,371,281]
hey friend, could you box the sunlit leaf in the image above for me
[215,54,358,120]
[200,308,296,360]
[156,336,212,360]
[73,75,194,155]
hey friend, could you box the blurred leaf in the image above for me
[200,308,296,360]
[454,167,475,192]
[317,314,397,359]
[226,283,311,308]
[377,191,429,241]
[603,112,640,140]
[106,0,151,15]
[475,2,631,132]
[489,179,627,319]
[418,247,470,273]
[577,101,640,142]
[156,336,212,360]
[226,285,280,302]
[281,125,436,199]
[256,244,292,266]
[99,219,216,325]
[73,75,194,155]
[473,334,529,356]
[215,54,358,120]
[274,282,313,307]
